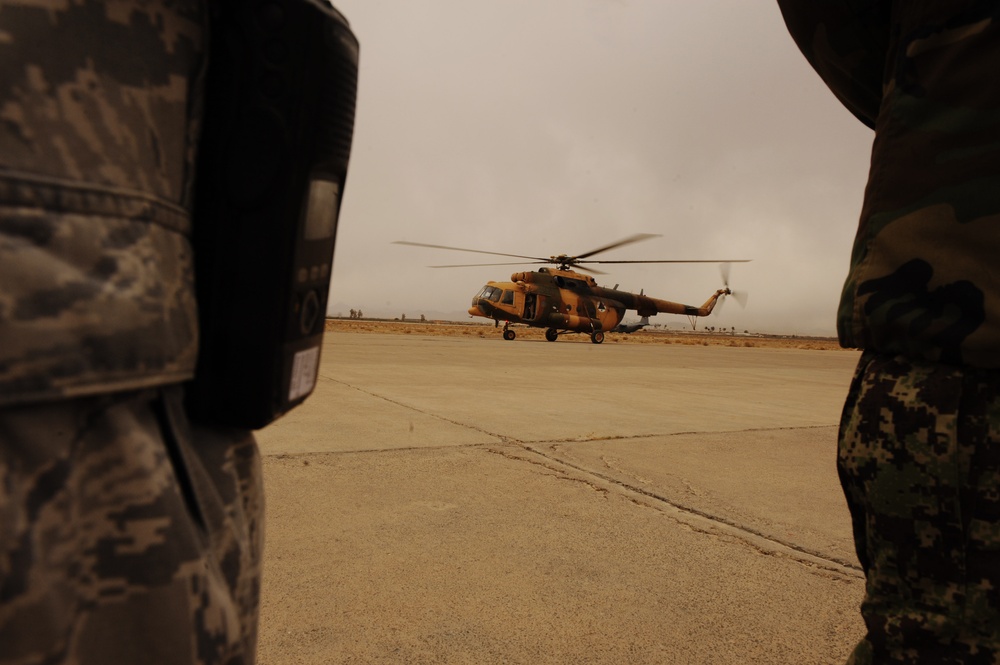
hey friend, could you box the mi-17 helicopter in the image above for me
[395,234,750,344]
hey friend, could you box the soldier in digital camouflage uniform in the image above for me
[0,2,263,663]
[778,1,1000,662]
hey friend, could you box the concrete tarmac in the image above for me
[256,331,866,664]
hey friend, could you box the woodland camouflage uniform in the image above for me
[779,1,1000,662]
[0,2,263,664]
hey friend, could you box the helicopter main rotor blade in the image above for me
[427,260,608,274]
[572,233,662,260]
[393,241,547,262]
[397,238,749,275]
[428,261,548,268]
[580,259,752,264]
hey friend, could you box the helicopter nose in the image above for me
[470,299,494,317]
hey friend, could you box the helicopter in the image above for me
[395,234,750,344]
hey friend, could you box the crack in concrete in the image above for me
[520,442,862,579]
[486,446,611,498]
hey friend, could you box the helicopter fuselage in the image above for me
[469,267,729,343]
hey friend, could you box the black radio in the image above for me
[187,0,359,428]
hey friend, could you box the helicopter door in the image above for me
[524,293,538,321]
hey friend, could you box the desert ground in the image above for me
[324,318,847,350]
[255,321,865,664]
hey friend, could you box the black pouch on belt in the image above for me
[187,0,359,429]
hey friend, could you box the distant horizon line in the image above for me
[324,312,838,340]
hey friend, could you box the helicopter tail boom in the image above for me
[623,289,729,318]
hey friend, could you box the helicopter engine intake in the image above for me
[510,271,537,283]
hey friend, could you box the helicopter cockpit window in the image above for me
[501,290,514,305]
[477,286,492,299]
[489,288,503,302]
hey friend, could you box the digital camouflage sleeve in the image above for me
[0,0,204,406]
[778,1,1000,368]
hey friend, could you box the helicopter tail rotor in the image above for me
[716,262,749,313]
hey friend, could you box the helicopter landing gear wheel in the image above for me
[590,331,605,344]
[545,328,559,342]
[503,329,516,341]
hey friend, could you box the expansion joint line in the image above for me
[520,442,863,578]
[320,374,517,444]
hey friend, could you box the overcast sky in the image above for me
[326,0,875,336]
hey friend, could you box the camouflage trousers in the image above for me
[840,351,1000,663]
[0,387,264,665]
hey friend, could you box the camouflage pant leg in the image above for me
[839,352,1000,664]
[0,387,264,665]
